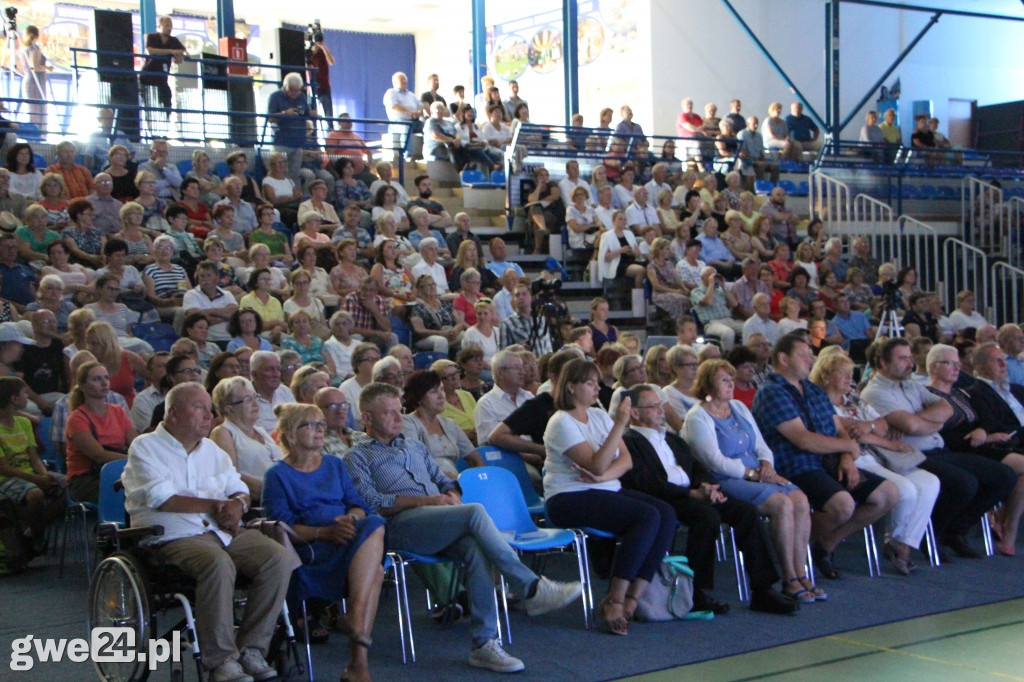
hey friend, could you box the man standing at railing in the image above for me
[384,71,425,161]
[140,16,186,135]
[267,72,315,187]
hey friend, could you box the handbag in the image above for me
[632,555,698,622]
[869,443,926,475]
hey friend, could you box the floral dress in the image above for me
[335,179,372,209]
[649,261,690,318]
[380,265,413,306]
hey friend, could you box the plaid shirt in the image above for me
[751,372,838,479]
[344,291,389,331]
[690,285,732,324]
[499,312,552,355]
[344,435,456,512]
[46,163,95,199]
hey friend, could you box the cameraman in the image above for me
[499,282,553,356]
[308,25,335,119]
[690,266,744,350]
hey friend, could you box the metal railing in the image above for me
[850,192,898,263]
[1002,197,1024,270]
[895,216,942,296]
[809,170,851,230]
[941,237,992,319]
[962,177,1005,257]
[991,262,1024,327]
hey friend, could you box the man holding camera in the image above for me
[307,24,335,119]
[690,266,744,350]
[499,282,553,355]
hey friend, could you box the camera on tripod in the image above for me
[2,6,17,37]
[304,20,323,63]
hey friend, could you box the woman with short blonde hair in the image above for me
[210,376,284,502]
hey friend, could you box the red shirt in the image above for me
[65,404,133,479]
[46,163,95,199]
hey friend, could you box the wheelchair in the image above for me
[88,521,306,682]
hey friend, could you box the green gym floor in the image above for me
[623,598,1024,681]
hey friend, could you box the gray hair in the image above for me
[371,356,402,382]
[283,72,304,90]
[250,349,279,373]
[153,235,175,250]
[418,237,438,252]
[165,382,207,413]
[211,376,254,413]
[460,267,480,285]
[925,343,958,373]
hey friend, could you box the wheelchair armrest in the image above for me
[97,524,165,542]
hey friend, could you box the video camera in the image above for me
[304,20,323,63]
[529,278,571,347]
[3,6,17,37]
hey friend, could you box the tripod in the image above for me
[875,305,903,340]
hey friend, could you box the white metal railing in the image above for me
[810,170,852,233]
[1003,197,1024,270]
[941,237,992,320]
[895,216,942,296]
[991,262,1024,327]
[850,193,898,264]
[962,177,1004,256]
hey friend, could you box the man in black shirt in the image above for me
[14,311,67,415]
[139,16,186,128]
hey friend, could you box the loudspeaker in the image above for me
[228,78,257,146]
[201,53,228,91]
[94,10,134,84]
[273,28,306,84]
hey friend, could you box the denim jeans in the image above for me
[386,503,537,647]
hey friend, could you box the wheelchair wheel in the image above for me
[88,551,152,682]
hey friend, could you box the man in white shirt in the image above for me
[131,351,170,432]
[742,293,780,345]
[474,350,534,446]
[624,186,659,232]
[492,269,518,323]
[593,186,616,232]
[367,161,410,208]
[644,163,675,209]
[383,71,425,158]
[557,160,590,205]
[183,262,238,346]
[410,238,448,295]
[139,139,182,201]
[250,351,295,432]
[122,383,291,682]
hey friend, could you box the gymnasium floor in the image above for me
[624,598,1024,681]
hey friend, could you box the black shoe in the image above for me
[943,534,981,559]
[750,588,800,615]
[692,590,730,615]
[812,542,842,580]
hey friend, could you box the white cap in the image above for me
[0,321,35,345]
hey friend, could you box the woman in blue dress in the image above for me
[682,359,823,604]
[262,402,386,682]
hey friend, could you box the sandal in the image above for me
[622,595,638,623]
[989,510,1005,543]
[783,578,815,604]
[799,575,828,601]
[599,596,630,636]
[296,617,330,645]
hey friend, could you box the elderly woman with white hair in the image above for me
[27,274,75,334]
[142,234,189,323]
[262,152,303,227]
[324,310,358,381]
[411,237,449,295]
[407,207,449,256]
[371,355,404,389]
[290,366,331,404]
[409,274,464,354]
[209,376,284,502]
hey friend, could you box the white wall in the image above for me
[647,0,1024,143]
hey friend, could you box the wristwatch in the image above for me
[231,495,249,514]
[870,422,876,432]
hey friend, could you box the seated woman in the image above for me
[280,311,334,374]
[262,403,386,680]
[543,358,677,634]
[370,239,414,308]
[0,376,66,562]
[566,185,600,250]
[85,321,147,408]
[456,346,489,401]
[331,239,370,300]
[682,360,821,602]
[65,361,136,503]
[249,204,295,267]
[261,152,302,227]
[290,367,331,405]
[182,313,217,369]
[409,274,464,355]
[142,235,190,323]
[41,240,94,296]
[61,197,106,267]
[432,359,478,445]
[226,308,274,353]
[462,299,498,368]
[240,268,289,340]
[402,370,483,479]
[210,376,283,502]
[284,268,329,339]
[812,350,940,574]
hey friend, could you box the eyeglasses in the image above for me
[228,395,258,406]
[174,367,201,376]
[634,404,662,410]
[440,372,460,380]
[283,362,302,371]
[933,360,961,368]
[298,421,328,432]
[322,401,350,411]
[676,362,698,368]
[359,355,381,364]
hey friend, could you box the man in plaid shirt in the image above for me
[751,333,897,580]
[344,276,397,350]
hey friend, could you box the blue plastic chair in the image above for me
[215,160,231,178]
[413,351,447,370]
[490,170,506,186]
[754,179,774,195]
[97,459,128,529]
[795,181,810,196]
[464,446,544,516]
[460,169,487,186]
[389,315,413,347]
[459,467,589,634]
[33,152,47,170]
[36,416,58,472]
[777,179,798,195]
[19,122,44,142]
[177,159,193,176]
[131,322,179,353]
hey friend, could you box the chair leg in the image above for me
[980,512,995,557]
[725,526,748,601]
[173,592,203,679]
[864,524,881,577]
[300,600,314,682]
[571,534,590,630]
[391,554,415,664]
[805,544,815,585]
[498,574,511,645]
[575,530,596,629]
[923,520,941,567]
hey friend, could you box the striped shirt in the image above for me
[344,435,456,513]
[143,263,187,298]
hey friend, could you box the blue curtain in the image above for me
[284,25,415,122]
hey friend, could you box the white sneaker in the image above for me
[468,638,525,673]
[209,659,254,682]
[522,576,583,617]
[238,648,277,682]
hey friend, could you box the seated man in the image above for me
[860,337,1015,558]
[752,333,898,579]
[367,161,411,208]
[343,276,399,351]
[139,139,182,201]
[557,160,590,205]
[484,237,524,279]
[695,219,739,279]
[487,348,582,487]
[474,350,534,447]
[644,163,674,210]
[498,282,552,355]
[250,350,295,433]
[123,383,291,682]
[621,384,796,615]
[785,102,820,152]
[737,116,780,184]
[830,292,874,351]
[901,292,940,343]
[690,267,744,350]
[345,382,582,673]
[743,293,780,346]
[407,175,453,228]
[607,354,684,433]
[45,141,94,199]
[624,186,659,232]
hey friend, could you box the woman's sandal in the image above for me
[622,595,639,623]
[783,577,816,604]
[296,617,330,645]
[799,575,828,601]
[599,597,630,636]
